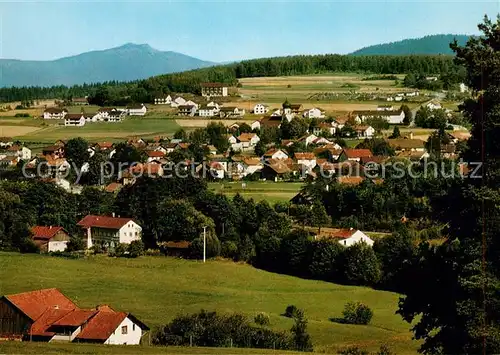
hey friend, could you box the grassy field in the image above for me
[208,181,303,204]
[15,118,180,143]
[0,252,419,354]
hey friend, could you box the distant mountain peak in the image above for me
[350,34,472,56]
[0,44,215,87]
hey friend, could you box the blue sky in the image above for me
[0,1,498,62]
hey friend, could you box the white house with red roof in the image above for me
[30,226,70,252]
[0,288,149,344]
[316,228,374,247]
[77,215,142,249]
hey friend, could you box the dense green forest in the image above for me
[351,34,471,55]
[0,54,458,104]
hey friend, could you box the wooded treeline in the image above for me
[0,54,457,103]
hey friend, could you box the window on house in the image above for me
[133,324,136,331]
[121,326,128,334]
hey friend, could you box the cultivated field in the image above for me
[11,118,180,143]
[208,181,303,204]
[0,252,419,354]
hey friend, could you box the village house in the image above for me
[0,288,149,344]
[338,148,373,162]
[250,120,261,131]
[5,145,32,160]
[352,110,405,125]
[294,152,317,170]
[302,107,325,119]
[0,137,13,148]
[201,82,228,97]
[387,138,426,152]
[426,101,442,111]
[242,157,263,177]
[43,108,68,119]
[30,226,70,252]
[253,103,269,115]
[170,96,186,108]
[126,104,147,116]
[178,105,197,117]
[233,133,260,151]
[154,95,172,105]
[145,150,166,163]
[64,114,86,127]
[197,105,217,117]
[263,148,289,160]
[354,125,375,139]
[377,105,394,111]
[315,228,374,247]
[71,97,88,105]
[261,160,291,182]
[219,107,245,118]
[298,134,319,147]
[77,215,142,249]
[42,145,65,159]
[260,116,282,129]
[83,112,100,122]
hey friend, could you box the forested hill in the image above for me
[351,35,471,55]
[1,54,458,103]
[0,43,215,87]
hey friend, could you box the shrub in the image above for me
[145,248,161,256]
[128,240,144,258]
[221,240,238,259]
[254,312,270,326]
[66,237,85,252]
[284,305,299,318]
[110,243,128,257]
[342,302,373,325]
[19,238,39,253]
[14,113,30,117]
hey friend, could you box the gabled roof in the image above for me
[75,311,127,341]
[146,150,165,158]
[294,152,316,160]
[201,82,225,88]
[243,157,262,166]
[51,309,97,327]
[4,288,77,320]
[64,114,84,120]
[264,148,288,158]
[104,182,123,193]
[95,142,114,150]
[342,148,373,159]
[178,105,195,110]
[44,108,67,114]
[126,104,145,110]
[386,138,425,150]
[31,226,67,241]
[318,228,358,240]
[30,308,75,337]
[338,176,365,185]
[237,133,257,142]
[77,215,134,230]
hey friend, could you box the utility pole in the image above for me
[203,226,207,263]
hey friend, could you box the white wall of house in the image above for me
[105,317,143,345]
[270,150,289,160]
[48,240,69,252]
[65,117,85,127]
[43,111,67,119]
[119,222,142,244]
[338,230,374,247]
[128,106,147,116]
[198,108,215,117]
[251,121,261,131]
[253,104,268,114]
[303,108,324,119]
[386,112,405,124]
[297,159,317,170]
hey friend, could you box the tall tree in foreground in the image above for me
[398,16,500,354]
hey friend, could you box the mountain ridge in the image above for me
[350,34,472,56]
[0,43,215,87]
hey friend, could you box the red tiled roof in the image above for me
[77,215,133,230]
[104,182,122,193]
[30,308,75,337]
[319,228,358,240]
[146,150,165,158]
[237,133,257,142]
[76,311,127,341]
[51,309,97,327]
[30,226,66,241]
[338,176,365,185]
[343,148,373,159]
[294,152,316,160]
[5,288,77,320]
[96,142,113,150]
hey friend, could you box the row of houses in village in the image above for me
[43,105,147,127]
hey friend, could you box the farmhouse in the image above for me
[201,82,228,97]
[126,104,147,116]
[294,152,317,170]
[352,110,405,124]
[77,215,142,249]
[426,101,442,111]
[64,114,86,127]
[250,120,261,131]
[315,228,374,247]
[83,112,100,122]
[0,288,149,344]
[30,226,70,252]
[178,105,197,117]
[354,125,375,139]
[261,160,291,182]
[43,108,68,119]
[171,96,186,108]
[260,116,282,128]
[253,103,269,115]
[154,95,172,105]
[231,133,260,151]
